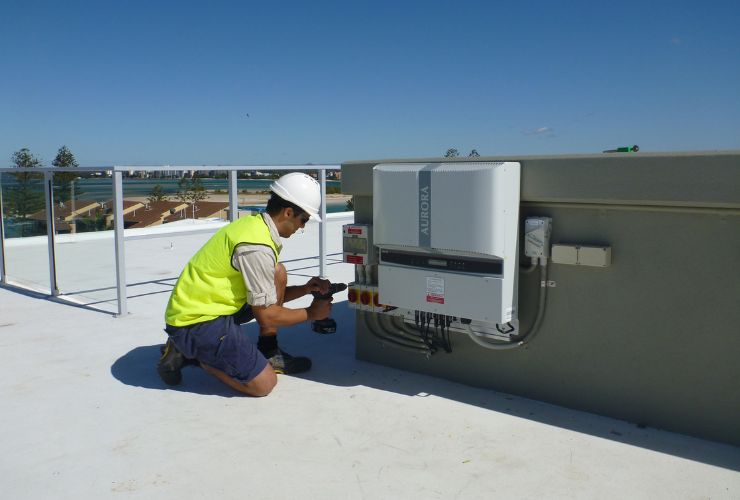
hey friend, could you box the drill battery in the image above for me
[311,283,347,334]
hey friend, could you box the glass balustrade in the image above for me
[0,171,50,292]
[1,165,342,315]
[51,172,118,313]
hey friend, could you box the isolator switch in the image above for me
[524,217,553,258]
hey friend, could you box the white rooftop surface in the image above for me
[1,213,739,499]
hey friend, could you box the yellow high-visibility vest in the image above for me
[165,214,280,327]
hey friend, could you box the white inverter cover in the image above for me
[373,162,521,258]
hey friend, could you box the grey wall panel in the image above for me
[343,152,740,446]
[343,151,740,206]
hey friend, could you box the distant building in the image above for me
[122,201,189,229]
[124,200,229,228]
[28,199,230,232]
[29,200,101,234]
[162,201,229,223]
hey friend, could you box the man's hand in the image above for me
[305,276,330,296]
[307,296,332,320]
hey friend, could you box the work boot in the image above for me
[265,348,312,375]
[157,338,185,385]
[159,343,200,367]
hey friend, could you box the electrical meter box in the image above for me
[374,162,521,324]
[342,223,375,264]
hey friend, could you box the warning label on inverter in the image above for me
[426,277,445,304]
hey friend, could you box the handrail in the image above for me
[0,164,341,172]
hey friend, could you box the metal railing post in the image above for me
[319,168,327,277]
[228,169,238,221]
[43,171,59,295]
[113,170,128,316]
[0,173,5,284]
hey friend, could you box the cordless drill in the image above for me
[311,282,347,334]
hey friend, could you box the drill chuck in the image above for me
[312,282,347,300]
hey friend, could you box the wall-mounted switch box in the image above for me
[578,246,611,267]
[343,224,375,264]
[551,244,612,267]
[551,244,578,265]
[524,217,553,258]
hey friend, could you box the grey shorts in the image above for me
[164,303,268,383]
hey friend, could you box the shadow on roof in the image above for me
[110,301,740,471]
[111,344,240,397]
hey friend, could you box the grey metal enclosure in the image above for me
[341,151,740,446]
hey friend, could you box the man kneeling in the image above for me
[157,173,332,396]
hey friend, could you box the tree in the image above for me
[75,212,108,232]
[444,148,460,158]
[5,149,45,235]
[468,149,480,157]
[147,184,168,204]
[11,148,41,169]
[52,145,78,168]
[176,175,208,219]
[52,146,81,204]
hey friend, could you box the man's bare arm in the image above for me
[252,300,331,329]
[284,284,308,303]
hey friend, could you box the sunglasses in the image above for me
[298,214,310,225]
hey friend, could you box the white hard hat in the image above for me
[270,172,322,221]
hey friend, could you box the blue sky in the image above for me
[1,0,738,166]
